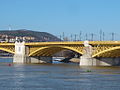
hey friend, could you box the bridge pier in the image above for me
[79,40,120,66]
[80,40,95,66]
[80,57,120,66]
[13,37,53,63]
[13,37,30,63]
[80,56,97,66]
[13,54,30,63]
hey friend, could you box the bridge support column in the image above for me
[80,40,95,66]
[80,57,120,66]
[30,56,52,63]
[13,37,30,63]
[80,56,97,66]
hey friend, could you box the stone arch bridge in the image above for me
[1,41,120,66]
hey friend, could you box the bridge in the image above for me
[1,40,120,66]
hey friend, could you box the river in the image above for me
[0,58,120,90]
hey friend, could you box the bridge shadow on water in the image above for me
[0,57,78,65]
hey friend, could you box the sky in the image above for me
[0,0,120,40]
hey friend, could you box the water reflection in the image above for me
[12,64,25,89]
[0,59,120,89]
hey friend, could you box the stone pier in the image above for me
[80,55,120,66]
[80,40,94,66]
[13,37,52,64]
[80,41,120,66]
[13,37,28,63]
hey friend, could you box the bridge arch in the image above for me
[29,46,83,56]
[92,46,120,57]
[0,48,15,54]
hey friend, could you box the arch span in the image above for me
[92,46,120,57]
[29,46,83,56]
[0,48,15,54]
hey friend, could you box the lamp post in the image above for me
[99,29,102,41]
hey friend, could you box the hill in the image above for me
[0,29,61,42]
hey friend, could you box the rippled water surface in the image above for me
[0,58,120,90]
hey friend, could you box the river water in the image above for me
[0,58,120,90]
